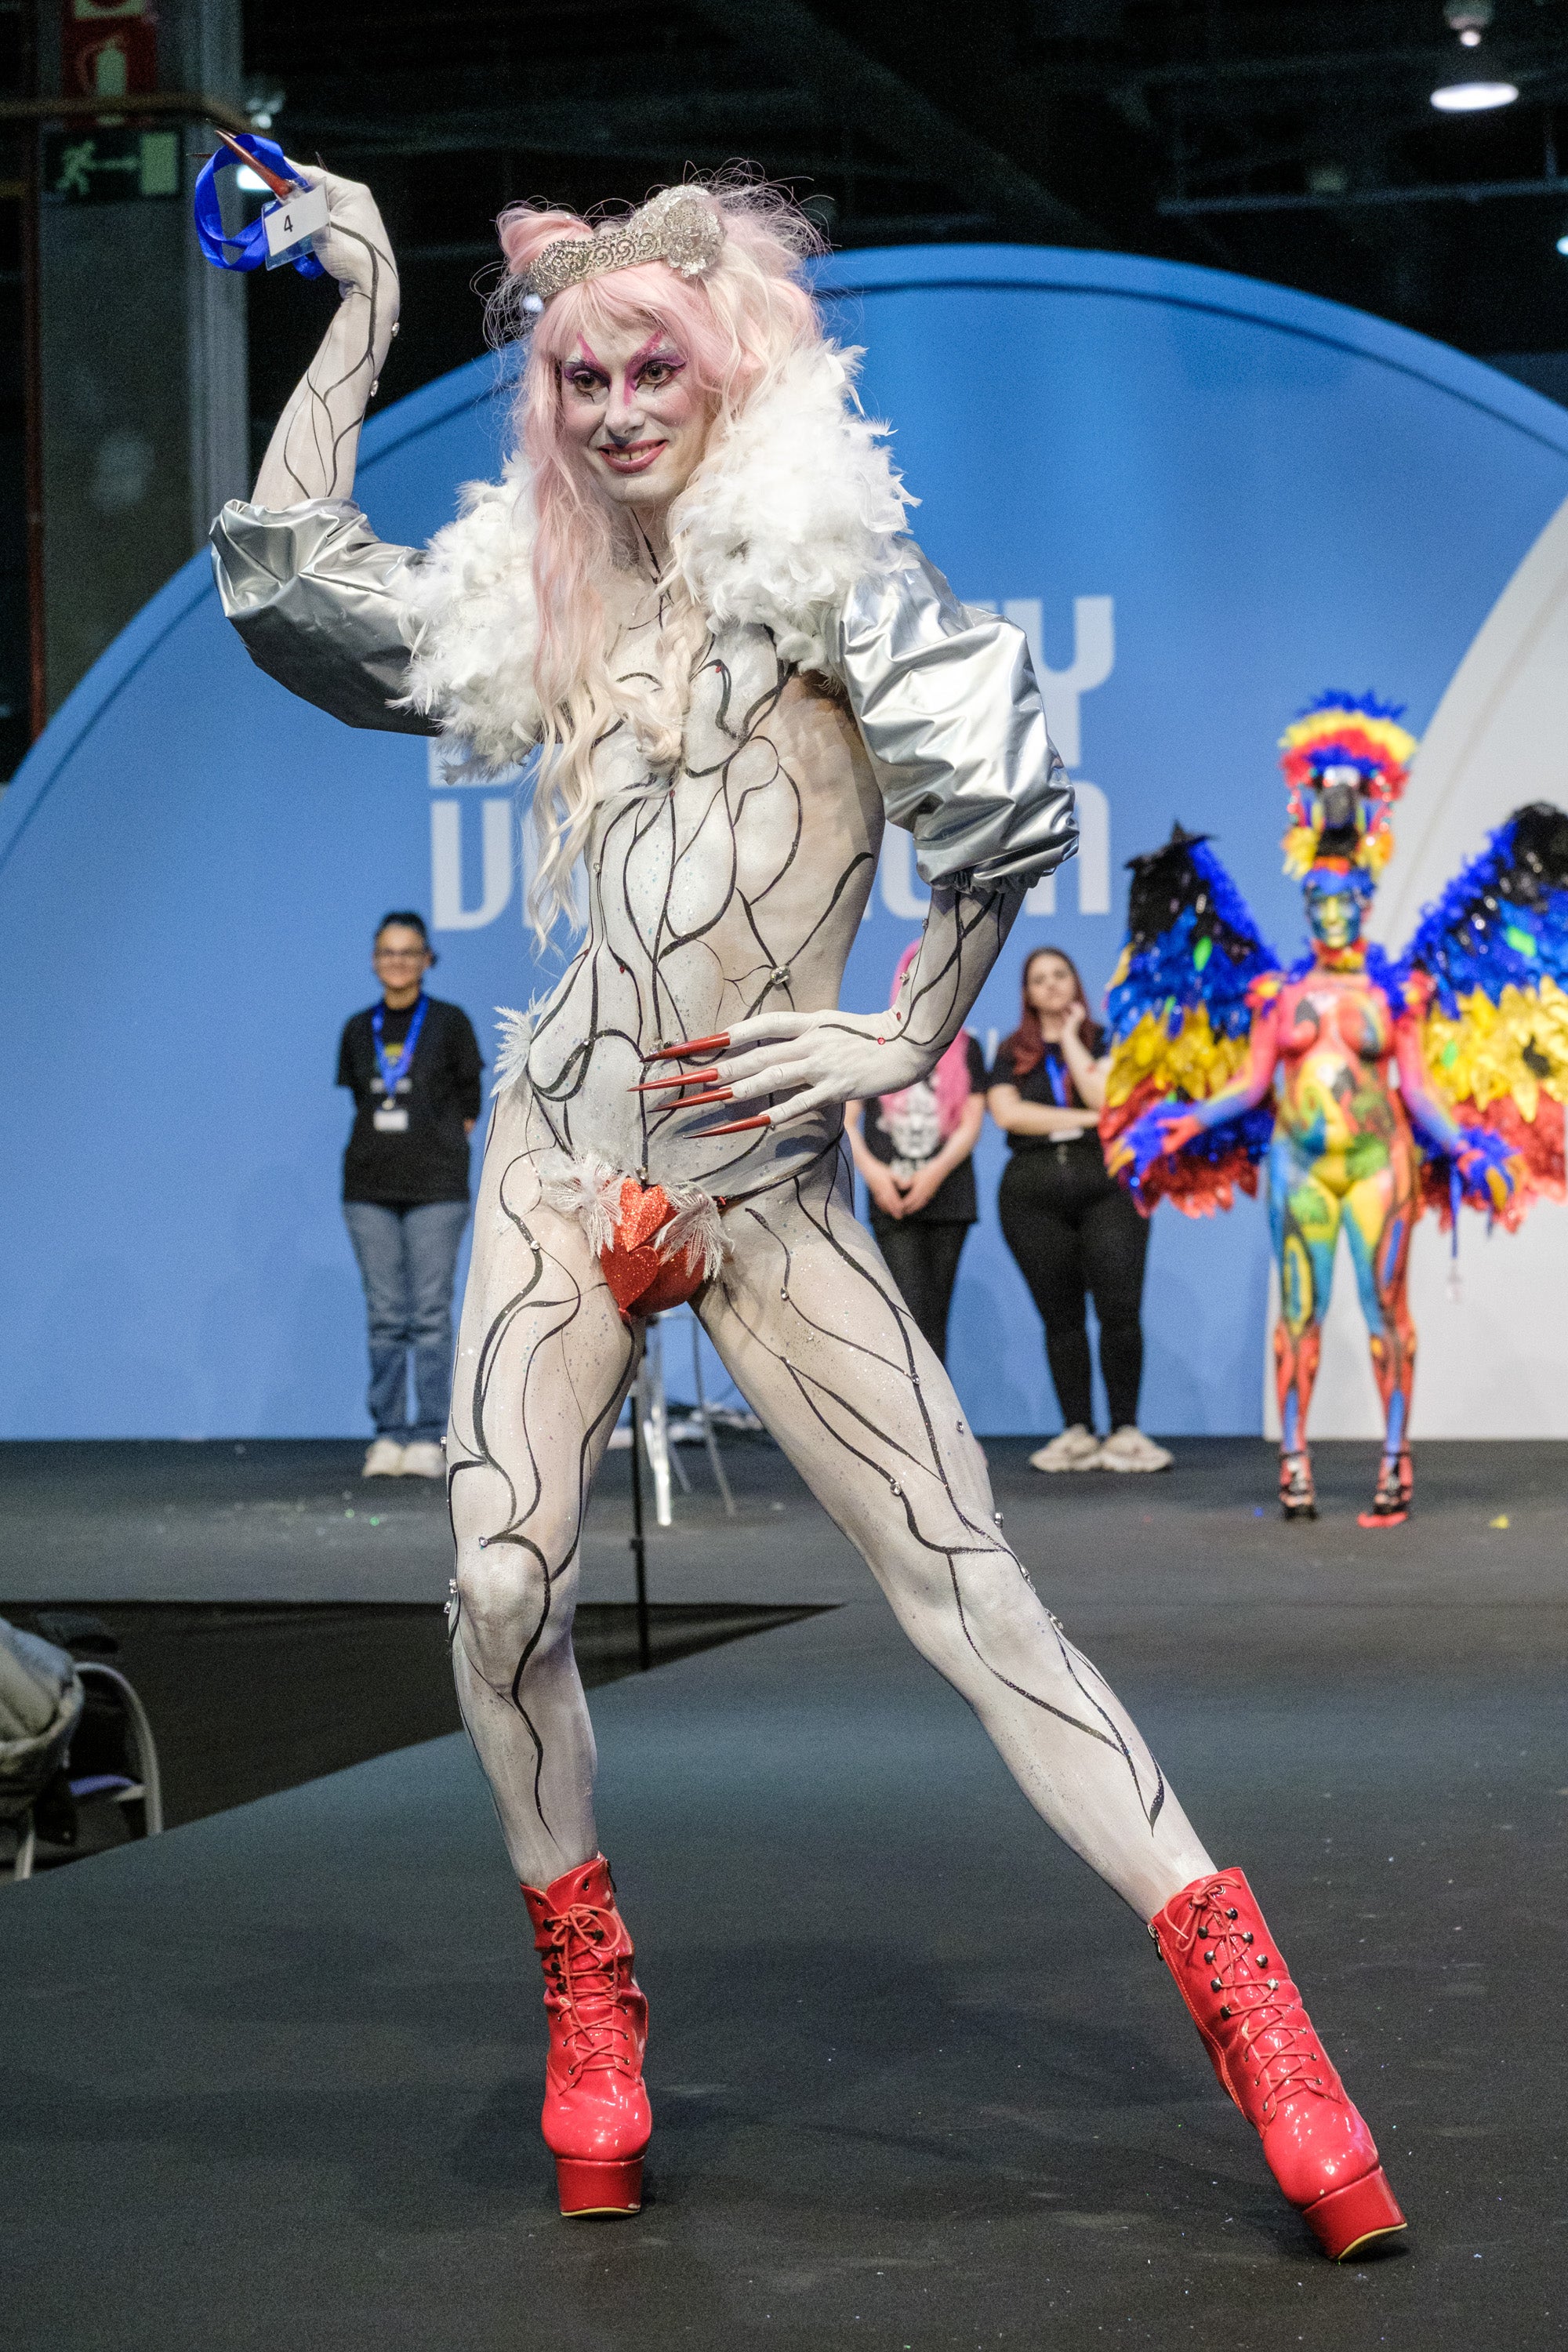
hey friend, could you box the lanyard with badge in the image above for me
[372,996,427,1132]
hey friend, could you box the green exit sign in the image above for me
[42,128,182,203]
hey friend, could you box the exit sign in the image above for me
[42,128,182,202]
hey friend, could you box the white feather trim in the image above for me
[672,344,913,675]
[539,1152,626,1258]
[492,1001,545,1098]
[396,343,912,755]
[397,456,543,771]
[537,1156,732,1282]
[658,1184,731,1283]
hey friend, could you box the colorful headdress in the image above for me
[1278,691,1417,882]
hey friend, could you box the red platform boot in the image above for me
[521,1853,652,2217]
[1151,1868,1406,2259]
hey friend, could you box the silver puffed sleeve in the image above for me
[828,542,1076,891]
[209,499,438,736]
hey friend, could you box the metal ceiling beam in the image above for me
[1103,38,1567,94]
[302,89,825,160]
[678,0,1101,243]
[1161,173,1568,219]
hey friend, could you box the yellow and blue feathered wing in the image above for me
[1394,802,1568,1228]
[1100,826,1280,1215]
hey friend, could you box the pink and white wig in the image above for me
[489,178,826,935]
[878,941,975,1138]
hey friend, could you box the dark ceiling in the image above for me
[236,0,1568,437]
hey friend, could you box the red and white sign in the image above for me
[63,0,158,103]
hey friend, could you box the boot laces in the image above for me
[1189,1882,1340,2125]
[541,1900,639,2085]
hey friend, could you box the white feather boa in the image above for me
[398,343,912,769]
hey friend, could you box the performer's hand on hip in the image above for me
[644,1009,927,1132]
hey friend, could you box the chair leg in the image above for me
[691,1312,735,1515]
[639,1323,677,1525]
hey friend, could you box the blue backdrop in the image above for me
[4,245,1567,1438]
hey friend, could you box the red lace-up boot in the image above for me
[521,1853,652,2216]
[1152,1868,1406,2259]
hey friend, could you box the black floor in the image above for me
[0,1599,828,1834]
[2,1437,1566,2350]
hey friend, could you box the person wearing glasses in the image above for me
[336,911,484,1478]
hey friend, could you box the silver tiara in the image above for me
[517,187,725,314]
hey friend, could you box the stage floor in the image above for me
[2,1438,1565,2348]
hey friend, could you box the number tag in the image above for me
[263,182,329,270]
[372,1107,410,1133]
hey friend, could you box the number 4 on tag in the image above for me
[263,181,328,270]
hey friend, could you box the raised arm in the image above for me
[252,165,400,510]
[209,167,434,737]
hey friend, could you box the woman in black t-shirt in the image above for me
[988,947,1171,1474]
[336,912,484,1480]
[846,943,987,1364]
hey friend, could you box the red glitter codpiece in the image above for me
[598,1179,710,1321]
[1418,1096,1566,1233]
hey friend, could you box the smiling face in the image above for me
[558,317,712,524]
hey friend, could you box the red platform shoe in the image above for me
[1358,1450,1413,1530]
[1151,1868,1406,2259]
[521,1853,652,2217]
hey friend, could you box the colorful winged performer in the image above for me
[1101,692,1568,1529]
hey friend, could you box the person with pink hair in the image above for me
[209,165,1405,2262]
[845,940,986,1362]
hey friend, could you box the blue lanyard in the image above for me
[1046,1049,1072,1107]
[372,996,427,1101]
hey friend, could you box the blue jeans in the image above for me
[343,1200,470,1443]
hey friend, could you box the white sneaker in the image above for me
[1094,1425,1174,1473]
[362,1439,405,1478]
[398,1440,447,1480]
[1029,1424,1102,1472]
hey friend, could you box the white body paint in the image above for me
[244,172,1217,1925]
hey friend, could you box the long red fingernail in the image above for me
[675,1089,734,1109]
[644,1033,731,1062]
[630,1069,721,1094]
[701,1114,771,1136]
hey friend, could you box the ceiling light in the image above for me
[1430,80,1519,111]
[235,165,270,194]
[1557,232,1568,256]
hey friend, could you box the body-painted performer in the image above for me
[209,165,1408,2259]
[1102,699,1568,1524]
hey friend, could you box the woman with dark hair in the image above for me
[846,941,987,1363]
[336,910,483,1478]
[989,946,1171,1472]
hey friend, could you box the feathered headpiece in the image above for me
[1278,691,1417,881]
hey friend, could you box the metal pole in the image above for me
[628,1374,651,1672]
[19,1,45,738]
